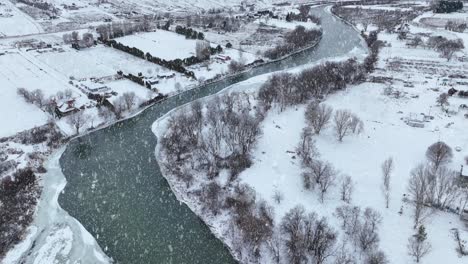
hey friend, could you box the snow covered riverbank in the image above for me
[2,148,109,264]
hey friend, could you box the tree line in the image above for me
[102,39,196,78]
[175,25,205,40]
[103,39,223,79]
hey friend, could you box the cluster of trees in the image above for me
[161,92,262,185]
[285,5,321,25]
[258,58,366,112]
[112,92,141,119]
[448,87,468,98]
[265,26,322,60]
[225,184,274,260]
[175,25,205,40]
[445,21,467,33]
[183,14,243,32]
[427,35,464,61]
[0,168,40,259]
[96,20,151,41]
[297,105,362,202]
[406,141,468,233]
[362,31,384,73]
[17,87,77,116]
[335,205,388,263]
[102,39,196,78]
[432,0,463,13]
[11,122,63,148]
[17,88,47,109]
[63,31,95,47]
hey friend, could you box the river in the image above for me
[55,6,365,264]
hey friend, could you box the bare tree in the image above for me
[305,102,333,135]
[408,225,431,263]
[281,206,307,264]
[311,217,337,264]
[122,92,137,111]
[299,5,311,20]
[334,242,357,264]
[303,160,337,202]
[426,141,453,171]
[429,166,459,209]
[335,205,361,235]
[317,162,337,203]
[333,110,363,142]
[438,38,464,61]
[196,40,211,60]
[357,208,382,253]
[267,229,282,264]
[297,127,319,167]
[66,111,88,134]
[407,165,432,228]
[381,157,394,208]
[340,175,354,203]
[436,92,449,109]
[113,96,127,119]
[98,106,114,122]
[228,60,245,73]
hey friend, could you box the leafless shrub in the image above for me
[365,250,389,264]
[272,190,284,204]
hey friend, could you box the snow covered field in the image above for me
[116,31,201,60]
[0,0,43,37]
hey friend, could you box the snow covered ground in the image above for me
[116,30,201,60]
[0,0,43,37]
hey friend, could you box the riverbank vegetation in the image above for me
[158,36,381,261]
[0,123,64,258]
